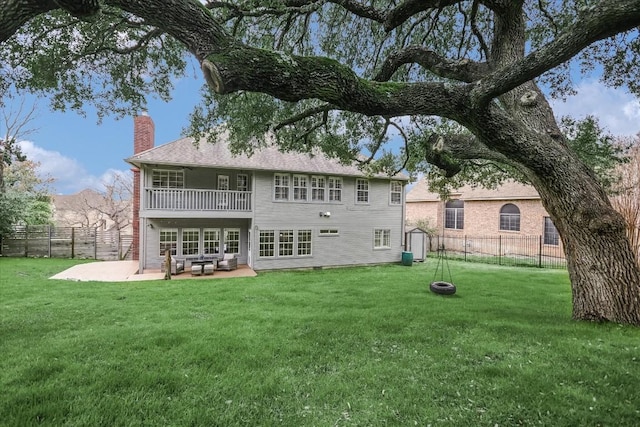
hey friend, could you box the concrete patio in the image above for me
[50,260,257,282]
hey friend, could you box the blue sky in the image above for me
[16,74,640,195]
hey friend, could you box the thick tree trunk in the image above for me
[534,174,640,325]
[520,139,640,325]
[563,220,640,324]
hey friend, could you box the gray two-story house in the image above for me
[126,113,408,272]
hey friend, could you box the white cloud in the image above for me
[17,140,130,194]
[550,80,640,137]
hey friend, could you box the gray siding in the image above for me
[251,171,404,270]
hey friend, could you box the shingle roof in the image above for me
[406,178,540,202]
[126,133,408,180]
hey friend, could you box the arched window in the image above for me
[445,200,464,230]
[499,203,520,231]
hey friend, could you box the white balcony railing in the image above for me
[144,188,251,211]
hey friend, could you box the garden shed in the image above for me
[404,227,430,262]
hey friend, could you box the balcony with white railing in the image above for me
[144,188,252,212]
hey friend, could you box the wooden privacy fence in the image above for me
[1,225,133,261]
[429,234,567,269]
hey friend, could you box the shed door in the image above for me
[410,231,426,261]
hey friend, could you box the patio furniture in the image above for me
[191,264,203,276]
[217,253,238,271]
[203,263,215,275]
[161,256,185,275]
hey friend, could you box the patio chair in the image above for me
[217,253,238,271]
[161,257,185,275]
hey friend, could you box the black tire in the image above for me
[430,281,456,295]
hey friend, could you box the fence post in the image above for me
[538,235,543,268]
[498,235,502,265]
[94,227,97,259]
[71,227,75,259]
[48,225,52,258]
[24,224,29,257]
[464,235,467,262]
[118,230,122,260]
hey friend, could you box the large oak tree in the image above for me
[1,0,639,324]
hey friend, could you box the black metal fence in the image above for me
[1,225,133,261]
[428,234,566,269]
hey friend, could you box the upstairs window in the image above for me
[390,181,403,205]
[293,175,308,201]
[499,203,521,231]
[237,174,249,192]
[311,176,326,201]
[274,173,290,201]
[445,200,464,230]
[328,177,342,202]
[152,170,184,188]
[356,179,369,204]
[217,175,229,191]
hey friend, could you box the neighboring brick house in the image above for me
[406,179,562,249]
[125,113,408,272]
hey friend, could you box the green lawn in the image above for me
[1,257,639,426]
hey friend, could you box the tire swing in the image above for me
[430,245,456,295]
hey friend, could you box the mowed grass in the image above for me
[1,258,639,426]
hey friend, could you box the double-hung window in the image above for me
[203,228,221,255]
[311,176,326,201]
[182,229,200,255]
[390,181,402,205]
[328,177,342,202]
[224,228,240,254]
[274,173,290,201]
[356,179,369,204]
[293,175,308,201]
[374,229,391,249]
[159,229,178,256]
[278,230,294,257]
[297,230,312,256]
[259,230,275,257]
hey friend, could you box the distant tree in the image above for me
[55,173,132,232]
[0,159,54,234]
[0,98,36,192]
[561,116,628,193]
[96,171,133,233]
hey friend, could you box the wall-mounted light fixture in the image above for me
[147,223,154,229]
[319,211,331,218]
